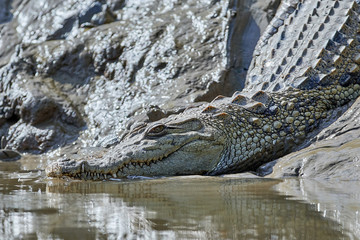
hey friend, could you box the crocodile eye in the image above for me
[146,124,166,137]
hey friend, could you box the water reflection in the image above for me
[0,156,358,239]
[276,179,360,239]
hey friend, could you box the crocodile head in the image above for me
[46,108,227,180]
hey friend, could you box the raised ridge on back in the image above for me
[246,0,360,92]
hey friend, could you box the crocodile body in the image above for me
[47,0,360,180]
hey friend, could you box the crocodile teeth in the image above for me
[81,164,85,173]
[112,173,117,178]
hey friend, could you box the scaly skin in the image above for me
[247,0,360,91]
[46,0,360,180]
[46,83,360,180]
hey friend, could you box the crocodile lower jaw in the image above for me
[46,150,176,181]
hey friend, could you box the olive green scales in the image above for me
[47,0,360,180]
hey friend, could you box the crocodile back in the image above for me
[245,0,360,92]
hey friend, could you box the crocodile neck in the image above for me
[209,84,359,174]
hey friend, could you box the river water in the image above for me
[1,155,359,240]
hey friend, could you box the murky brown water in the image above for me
[1,155,359,240]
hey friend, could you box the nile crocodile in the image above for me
[46,0,360,180]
